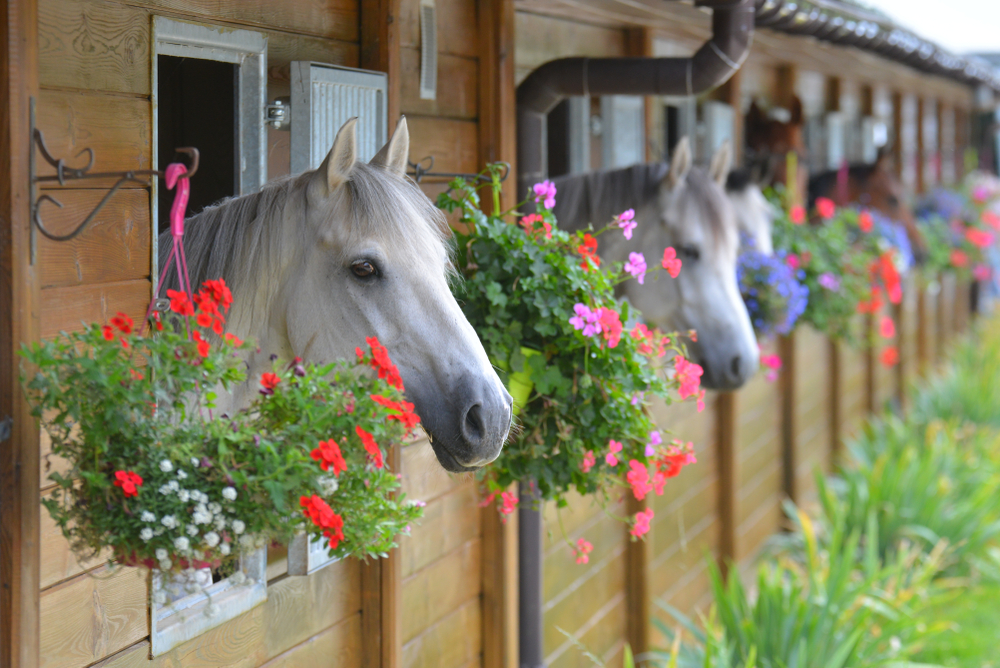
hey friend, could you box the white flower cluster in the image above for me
[137,466,247,565]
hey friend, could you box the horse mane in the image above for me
[807,163,879,208]
[550,163,732,245]
[158,163,452,318]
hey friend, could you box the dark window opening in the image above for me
[157,55,237,231]
[664,105,681,158]
[547,99,571,178]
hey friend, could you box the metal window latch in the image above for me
[265,97,291,131]
[0,416,12,443]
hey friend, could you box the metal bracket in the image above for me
[0,416,12,443]
[264,97,291,131]
[406,156,510,184]
[28,96,199,264]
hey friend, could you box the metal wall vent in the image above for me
[419,0,438,100]
[289,62,388,174]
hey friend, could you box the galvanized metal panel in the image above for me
[290,62,388,174]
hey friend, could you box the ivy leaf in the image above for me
[485,281,508,307]
[264,480,288,513]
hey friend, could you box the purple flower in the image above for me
[532,180,557,209]
[645,430,662,456]
[818,272,841,291]
[618,209,637,240]
[631,392,644,406]
[624,252,647,284]
[569,303,601,337]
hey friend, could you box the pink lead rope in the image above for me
[144,163,194,335]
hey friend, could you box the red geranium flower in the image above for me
[858,210,874,233]
[661,247,682,278]
[578,233,600,271]
[311,439,347,475]
[113,470,143,497]
[167,289,195,316]
[815,197,836,219]
[356,426,384,469]
[371,394,421,431]
[361,337,404,391]
[300,494,345,549]
[260,372,281,395]
[110,312,134,334]
[102,325,115,341]
[881,346,899,367]
[789,205,806,225]
[192,331,210,358]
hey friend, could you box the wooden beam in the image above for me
[361,553,382,668]
[360,0,402,128]
[362,441,402,668]
[915,97,925,194]
[864,314,876,414]
[0,1,40,666]
[778,333,797,503]
[481,486,518,668]
[828,338,841,468]
[478,0,517,215]
[625,28,657,164]
[718,68,744,165]
[715,392,737,573]
[624,493,650,656]
[775,63,797,109]
[891,91,903,179]
[916,279,928,377]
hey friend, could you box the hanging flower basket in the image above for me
[21,280,423,578]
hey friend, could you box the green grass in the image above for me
[915,584,1000,668]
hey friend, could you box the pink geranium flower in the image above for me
[574,538,593,564]
[816,197,836,219]
[569,303,601,337]
[606,439,623,467]
[674,356,704,401]
[627,460,653,500]
[630,506,654,538]
[580,450,596,473]
[645,430,662,457]
[662,247,682,278]
[974,264,992,281]
[617,209,637,240]
[785,254,800,271]
[624,252,647,284]
[789,205,806,224]
[966,227,994,249]
[532,180,557,209]
[596,308,623,348]
[879,315,896,339]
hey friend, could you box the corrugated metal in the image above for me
[290,62,389,174]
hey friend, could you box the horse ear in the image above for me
[874,146,891,170]
[709,140,732,187]
[319,117,358,191]
[371,116,410,175]
[789,96,804,126]
[667,136,692,187]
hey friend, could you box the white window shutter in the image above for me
[289,62,389,174]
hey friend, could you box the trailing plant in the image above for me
[22,280,422,579]
[736,234,809,337]
[439,164,700,539]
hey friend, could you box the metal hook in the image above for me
[405,156,510,184]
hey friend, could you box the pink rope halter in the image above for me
[144,162,193,333]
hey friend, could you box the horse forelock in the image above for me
[673,167,737,255]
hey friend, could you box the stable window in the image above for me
[149,17,268,656]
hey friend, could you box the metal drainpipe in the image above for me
[514,4,755,667]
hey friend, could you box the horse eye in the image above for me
[886,195,899,208]
[351,260,377,278]
[678,245,701,261]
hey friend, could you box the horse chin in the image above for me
[690,342,759,391]
[424,432,482,473]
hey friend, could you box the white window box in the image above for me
[150,547,267,656]
[287,533,340,576]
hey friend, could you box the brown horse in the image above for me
[808,151,926,256]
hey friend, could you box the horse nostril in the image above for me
[730,355,741,378]
[462,403,485,445]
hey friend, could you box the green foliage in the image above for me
[439,165,688,504]
[22,303,421,576]
[912,329,1000,428]
[647,510,943,668]
[818,418,1000,573]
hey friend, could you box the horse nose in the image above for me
[462,402,486,445]
[730,355,742,379]
[454,389,511,468]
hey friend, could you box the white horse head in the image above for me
[724,164,776,255]
[552,137,759,389]
[161,117,512,472]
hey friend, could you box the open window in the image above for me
[601,95,646,168]
[149,17,268,655]
[546,97,591,178]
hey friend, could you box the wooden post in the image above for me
[828,338,842,467]
[360,0,401,127]
[916,280,928,377]
[915,97,926,194]
[715,68,744,165]
[778,333,797,503]
[625,493,651,655]
[891,91,903,180]
[0,2,40,666]
[625,28,657,164]
[479,4,519,668]
[937,274,948,360]
[478,0,517,214]
[715,392,738,575]
[864,314,876,414]
[362,442,402,668]
[482,486,518,668]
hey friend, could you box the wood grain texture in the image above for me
[399,0,477,58]
[39,0,149,94]
[407,117,480,180]
[96,556,361,668]
[481,483,518,668]
[715,392,737,575]
[259,613,362,668]
[41,279,150,339]
[625,493,651,656]
[402,597,481,668]
[39,488,109,590]
[39,565,147,668]
[514,11,625,84]
[361,0,401,127]
[778,333,797,502]
[401,539,481,644]
[0,2,42,666]
[126,0,358,42]
[38,188,150,288]
[36,89,151,186]
[401,49,477,120]
[403,484,479,579]
[478,0,517,214]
